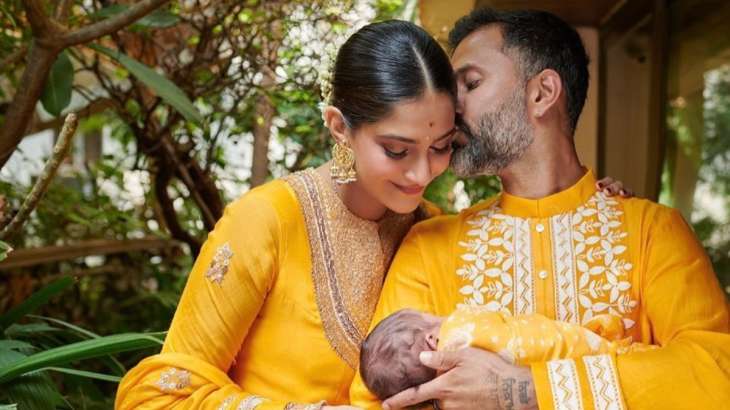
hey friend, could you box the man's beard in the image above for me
[451,87,534,177]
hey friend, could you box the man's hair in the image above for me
[359,309,436,400]
[448,8,590,133]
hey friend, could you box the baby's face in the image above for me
[405,311,444,354]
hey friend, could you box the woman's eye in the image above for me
[384,148,408,159]
[431,143,453,155]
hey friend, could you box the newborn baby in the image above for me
[359,305,652,400]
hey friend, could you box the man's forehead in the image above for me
[452,25,506,70]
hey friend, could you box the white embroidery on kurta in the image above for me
[552,213,579,323]
[514,217,535,314]
[237,395,267,410]
[457,208,516,312]
[205,242,234,285]
[456,192,638,329]
[217,395,236,410]
[584,355,625,410]
[573,194,636,328]
[547,359,583,410]
[156,367,191,392]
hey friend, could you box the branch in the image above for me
[60,0,170,48]
[27,98,116,135]
[54,0,74,20]
[23,0,66,40]
[0,46,28,69]
[0,113,78,240]
[153,167,202,256]
[160,136,217,229]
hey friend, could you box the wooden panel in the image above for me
[419,0,477,45]
[574,28,599,172]
[475,0,622,27]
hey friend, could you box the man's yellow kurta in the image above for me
[351,169,730,409]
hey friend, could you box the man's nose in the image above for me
[455,92,465,115]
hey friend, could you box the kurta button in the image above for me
[538,270,548,279]
[535,223,545,233]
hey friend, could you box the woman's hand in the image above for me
[596,176,633,197]
[381,348,537,410]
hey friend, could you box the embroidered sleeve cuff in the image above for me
[531,354,626,410]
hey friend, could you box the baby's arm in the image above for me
[440,308,618,365]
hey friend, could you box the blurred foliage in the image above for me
[662,65,730,298]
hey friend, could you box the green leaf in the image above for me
[0,276,74,330]
[3,323,59,339]
[40,50,73,117]
[27,315,100,340]
[0,349,64,410]
[42,367,121,383]
[0,332,163,384]
[0,240,11,262]
[138,9,180,28]
[94,5,179,28]
[0,340,35,353]
[88,43,203,125]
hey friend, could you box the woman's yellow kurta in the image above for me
[350,169,730,409]
[115,169,427,409]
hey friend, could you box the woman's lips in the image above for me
[393,183,425,195]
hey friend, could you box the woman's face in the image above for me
[346,91,456,214]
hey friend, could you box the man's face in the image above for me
[450,25,534,177]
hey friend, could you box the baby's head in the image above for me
[359,309,443,400]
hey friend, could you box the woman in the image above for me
[115,20,627,410]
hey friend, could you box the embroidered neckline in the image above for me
[284,168,414,369]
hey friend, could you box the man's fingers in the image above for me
[419,350,463,372]
[381,378,443,410]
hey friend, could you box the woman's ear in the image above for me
[323,106,350,145]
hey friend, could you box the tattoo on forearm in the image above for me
[500,377,516,410]
[518,381,531,405]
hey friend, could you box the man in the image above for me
[350,8,730,410]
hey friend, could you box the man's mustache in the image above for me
[452,116,472,149]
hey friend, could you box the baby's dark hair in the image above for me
[359,309,436,400]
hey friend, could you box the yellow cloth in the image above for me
[350,169,730,409]
[439,308,652,365]
[116,168,435,410]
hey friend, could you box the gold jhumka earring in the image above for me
[330,142,357,184]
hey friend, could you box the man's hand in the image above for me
[381,348,538,410]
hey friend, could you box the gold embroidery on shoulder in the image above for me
[206,242,234,285]
[237,395,267,410]
[156,367,191,392]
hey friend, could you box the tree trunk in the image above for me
[249,19,282,187]
[250,71,277,187]
[0,43,58,168]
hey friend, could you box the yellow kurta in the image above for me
[115,168,429,410]
[439,307,653,366]
[351,169,730,409]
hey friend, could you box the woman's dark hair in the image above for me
[330,20,455,129]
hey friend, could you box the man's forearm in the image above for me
[493,369,538,410]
